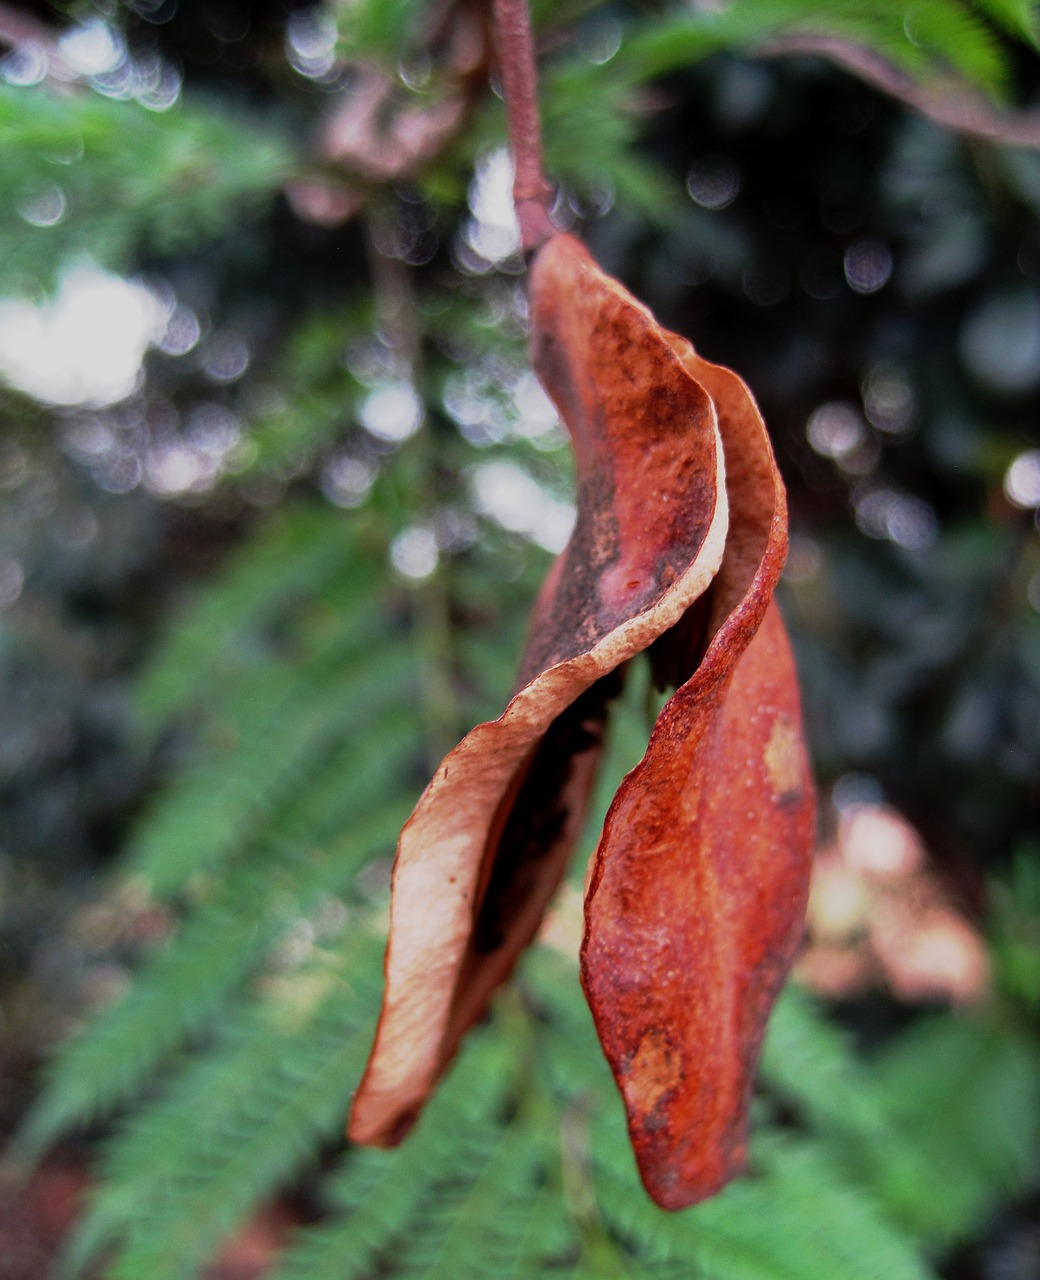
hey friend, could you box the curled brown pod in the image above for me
[349,233,814,1211]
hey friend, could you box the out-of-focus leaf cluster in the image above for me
[0,83,293,295]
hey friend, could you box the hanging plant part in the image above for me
[349,234,729,1147]
[349,234,814,1213]
[581,342,815,1209]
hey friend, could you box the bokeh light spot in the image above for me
[390,526,439,580]
[686,155,740,211]
[472,460,575,552]
[359,384,423,444]
[844,239,893,294]
[961,291,1040,394]
[1004,450,1040,509]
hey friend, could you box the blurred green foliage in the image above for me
[1,0,1040,1277]
[0,83,293,294]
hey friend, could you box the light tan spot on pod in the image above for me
[764,714,804,802]
[625,1028,683,1115]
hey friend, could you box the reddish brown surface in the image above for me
[350,233,814,1212]
[797,803,990,1005]
[349,234,728,1147]
[0,1151,90,1280]
[0,1149,296,1280]
[205,1203,299,1280]
[582,345,815,1209]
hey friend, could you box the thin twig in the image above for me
[490,0,556,250]
[757,33,1040,150]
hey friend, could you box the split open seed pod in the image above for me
[349,233,815,1210]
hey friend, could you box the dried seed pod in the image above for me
[349,235,728,1147]
[349,235,814,1214]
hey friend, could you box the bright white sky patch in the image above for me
[59,19,125,77]
[472,460,575,553]
[0,266,168,407]
[465,149,521,265]
[511,371,559,440]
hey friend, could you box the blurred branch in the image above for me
[319,72,472,181]
[758,33,1040,149]
[320,0,489,174]
[290,0,491,225]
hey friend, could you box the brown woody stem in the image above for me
[491,0,555,250]
[756,34,1040,150]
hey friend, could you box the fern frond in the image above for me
[867,1013,1040,1243]
[496,1181,578,1280]
[525,953,935,1280]
[0,83,293,291]
[17,762,412,1159]
[901,0,1008,94]
[243,1015,544,1280]
[269,1146,442,1280]
[540,64,679,220]
[743,1138,936,1280]
[757,985,945,1249]
[61,939,385,1280]
[974,0,1040,47]
[240,303,391,477]
[751,987,1040,1248]
[760,984,899,1159]
[592,1131,934,1280]
[129,637,416,894]
[397,1122,552,1279]
[618,0,1018,97]
[136,505,378,730]
[989,845,1040,1010]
